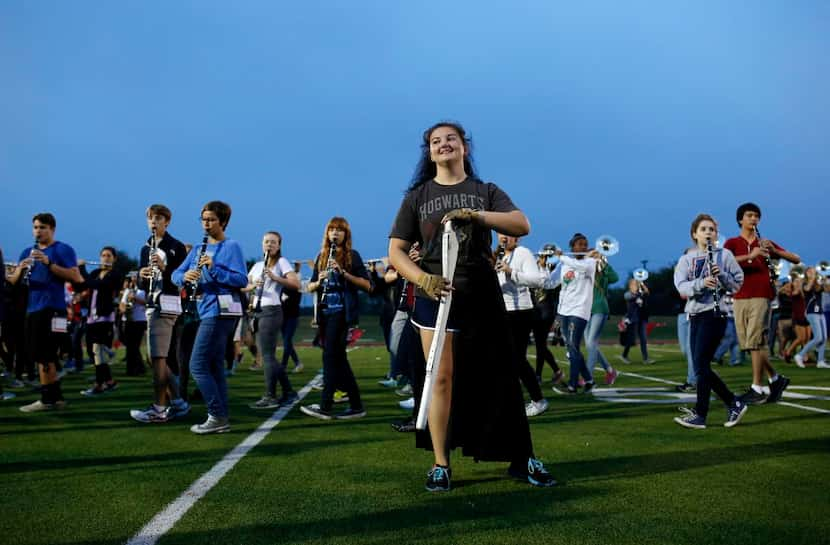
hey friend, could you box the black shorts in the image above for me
[25,309,66,364]
[86,321,115,346]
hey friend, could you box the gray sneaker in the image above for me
[249,396,281,409]
[190,415,230,434]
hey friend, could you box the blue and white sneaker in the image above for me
[425,465,451,492]
[724,400,748,428]
[674,411,706,429]
[509,458,557,487]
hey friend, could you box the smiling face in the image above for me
[428,125,466,167]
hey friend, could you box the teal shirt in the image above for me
[591,263,619,315]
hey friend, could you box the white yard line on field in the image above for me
[125,373,323,545]
[618,371,683,386]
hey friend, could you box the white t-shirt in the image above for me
[248,257,293,307]
[498,246,546,311]
[555,255,597,321]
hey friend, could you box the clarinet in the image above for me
[706,237,724,317]
[320,242,339,310]
[754,226,777,293]
[495,243,506,264]
[22,237,39,286]
[250,250,269,314]
[184,231,210,317]
[147,226,160,308]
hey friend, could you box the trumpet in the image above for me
[633,268,649,282]
[789,263,806,280]
[817,260,830,277]
[536,235,620,259]
[364,258,388,269]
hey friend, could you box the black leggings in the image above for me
[507,309,544,402]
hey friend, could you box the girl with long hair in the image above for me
[246,231,301,409]
[300,217,371,420]
[388,121,556,492]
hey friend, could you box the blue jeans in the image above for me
[714,318,742,365]
[677,313,695,385]
[190,317,236,418]
[799,313,827,362]
[584,313,611,372]
[559,314,590,387]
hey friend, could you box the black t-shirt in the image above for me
[777,292,792,319]
[139,232,187,297]
[389,177,517,294]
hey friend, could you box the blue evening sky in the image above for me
[2,1,828,282]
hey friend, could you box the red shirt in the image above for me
[724,235,784,300]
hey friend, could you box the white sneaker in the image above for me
[794,354,805,368]
[293,362,304,374]
[816,361,830,369]
[1,392,16,401]
[525,399,549,417]
[190,415,230,434]
[130,405,172,423]
[399,397,415,410]
[20,400,66,412]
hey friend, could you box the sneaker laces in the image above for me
[528,458,548,475]
[429,466,448,481]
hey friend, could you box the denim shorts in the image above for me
[410,296,460,333]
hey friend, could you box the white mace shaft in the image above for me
[416,221,459,431]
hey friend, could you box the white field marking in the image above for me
[648,346,683,353]
[125,373,323,545]
[346,346,361,353]
[591,387,697,404]
[618,371,683,386]
[777,402,830,414]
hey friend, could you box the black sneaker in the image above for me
[509,458,558,487]
[738,388,767,405]
[425,465,451,492]
[553,384,578,395]
[391,418,416,432]
[335,407,366,420]
[675,383,696,393]
[766,375,790,403]
[277,391,299,406]
[583,381,594,394]
[300,404,333,420]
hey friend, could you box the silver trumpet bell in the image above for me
[633,268,649,281]
[595,235,620,257]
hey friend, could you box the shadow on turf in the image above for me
[559,436,830,483]
[95,487,598,545]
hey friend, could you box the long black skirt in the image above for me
[413,269,533,463]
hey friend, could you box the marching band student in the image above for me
[78,247,122,396]
[172,201,248,434]
[774,281,795,361]
[585,254,619,385]
[796,267,827,368]
[246,231,301,409]
[130,205,189,423]
[724,203,800,404]
[494,234,550,417]
[673,214,747,429]
[301,217,371,420]
[10,213,82,412]
[388,121,556,492]
[119,275,148,376]
[531,255,563,384]
[552,234,601,394]
[620,278,653,363]
[281,273,303,374]
[785,276,809,361]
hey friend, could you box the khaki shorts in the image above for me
[734,298,769,350]
[146,310,177,359]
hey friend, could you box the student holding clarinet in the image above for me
[388,121,557,492]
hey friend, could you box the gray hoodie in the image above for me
[674,247,743,315]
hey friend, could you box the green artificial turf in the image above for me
[1,342,829,545]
